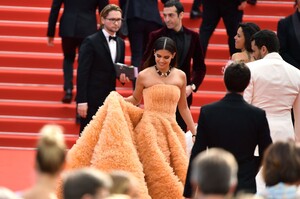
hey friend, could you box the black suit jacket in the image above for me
[47,0,108,38]
[277,11,300,70]
[76,30,125,109]
[183,93,272,197]
[142,26,206,91]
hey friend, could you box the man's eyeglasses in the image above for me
[105,18,123,23]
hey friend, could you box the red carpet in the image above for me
[0,0,295,193]
[0,148,35,191]
[0,0,295,147]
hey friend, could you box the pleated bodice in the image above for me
[143,84,180,115]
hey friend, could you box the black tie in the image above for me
[109,36,117,41]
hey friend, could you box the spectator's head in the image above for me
[110,171,139,199]
[191,148,238,196]
[262,141,300,187]
[143,37,177,69]
[63,168,112,199]
[235,23,260,52]
[224,62,251,93]
[36,124,66,176]
[251,30,280,60]
[100,4,122,33]
[295,0,299,8]
[163,0,184,31]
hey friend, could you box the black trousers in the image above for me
[61,37,84,91]
[192,0,202,10]
[199,0,243,57]
[127,18,162,69]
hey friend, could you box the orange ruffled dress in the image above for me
[65,84,188,199]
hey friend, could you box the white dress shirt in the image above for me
[102,29,117,63]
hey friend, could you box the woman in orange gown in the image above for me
[64,37,196,199]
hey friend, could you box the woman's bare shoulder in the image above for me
[173,68,186,77]
[231,52,242,61]
[138,67,151,76]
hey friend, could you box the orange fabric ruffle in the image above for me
[59,85,188,199]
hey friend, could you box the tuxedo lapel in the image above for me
[98,30,117,64]
[292,12,300,47]
[115,37,122,63]
[98,31,111,56]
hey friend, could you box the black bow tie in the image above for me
[109,36,117,41]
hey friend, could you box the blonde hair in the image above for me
[36,124,66,175]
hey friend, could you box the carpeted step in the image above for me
[0,51,228,69]
[0,57,227,76]
[0,0,293,149]
[0,117,79,135]
[0,35,234,59]
[0,101,203,123]
[0,14,285,38]
[0,67,226,91]
[0,32,232,54]
[0,1,294,14]
[0,106,201,134]
[0,132,77,148]
[0,83,224,105]
[0,36,129,54]
[0,101,75,118]
[0,44,229,69]
[159,1,294,15]
[0,84,132,101]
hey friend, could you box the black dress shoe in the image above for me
[190,9,202,19]
[247,0,257,5]
[62,89,73,103]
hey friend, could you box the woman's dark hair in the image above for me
[142,37,178,69]
[238,22,260,52]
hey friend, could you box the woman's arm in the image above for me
[177,71,196,136]
[124,72,144,105]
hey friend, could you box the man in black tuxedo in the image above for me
[76,4,126,134]
[183,62,272,198]
[199,0,246,57]
[142,0,206,132]
[119,0,167,69]
[47,0,108,103]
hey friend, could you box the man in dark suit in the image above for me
[277,0,300,70]
[119,0,166,69]
[142,0,206,132]
[76,4,126,134]
[199,0,246,57]
[183,62,272,198]
[47,0,108,103]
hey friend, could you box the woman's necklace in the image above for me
[154,65,171,77]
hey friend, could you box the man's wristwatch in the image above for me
[190,84,196,92]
